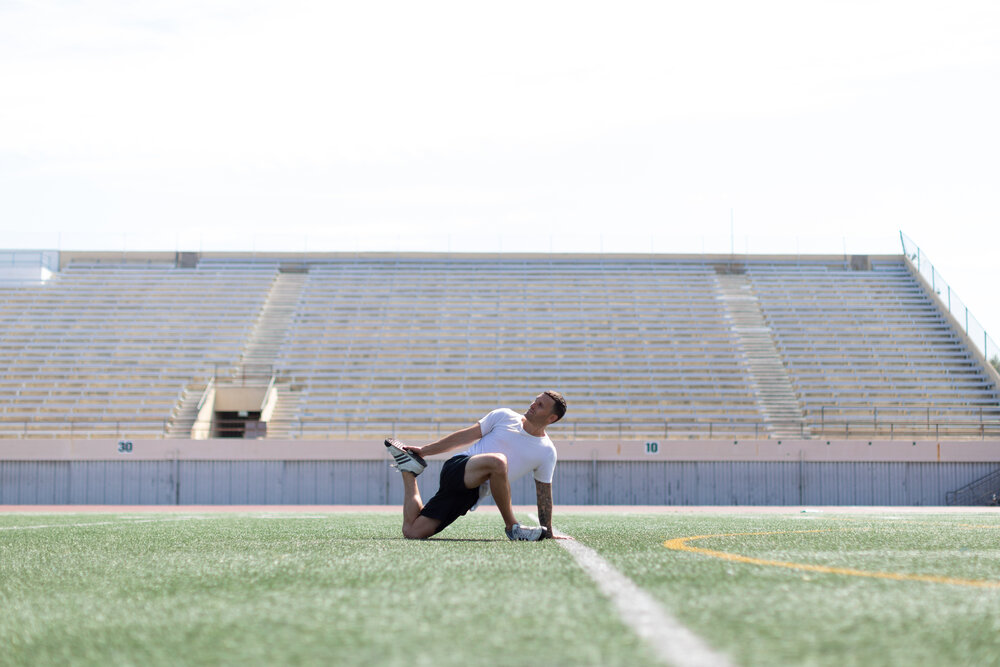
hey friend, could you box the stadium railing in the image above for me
[3,417,999,440]
[747,256,999,432]
[901,231,999,366]
[945,467,1000,505]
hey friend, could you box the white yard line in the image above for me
[0,516,206,531]
[531,514,735,667]
[0,513,333,531]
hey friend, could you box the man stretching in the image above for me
[385,391,567,541]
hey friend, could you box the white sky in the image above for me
[1,1,998,342]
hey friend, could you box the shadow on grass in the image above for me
[427,537,504,542]
[369,536,505,542]
[324,537,504,545]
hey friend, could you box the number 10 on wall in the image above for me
[645,442,659,455]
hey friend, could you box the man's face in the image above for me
[525,393,557,424]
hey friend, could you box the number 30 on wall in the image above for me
[117,441,133,454]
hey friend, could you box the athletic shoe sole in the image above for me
[384,437,427,474]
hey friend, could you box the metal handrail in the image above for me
[260,375,276,412]
[196,377,216,411]
[813,420,1000,440]
[818,404,1000,421]
[945,467,1000,506]
[900,231,999,367]
[2,417,1000,440]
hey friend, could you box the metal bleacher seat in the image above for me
[0,261,277,437]
[274,257,762,438]
[2,251,995,441]
[748,260,1000,436]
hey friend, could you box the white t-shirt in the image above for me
[462,408,558,507]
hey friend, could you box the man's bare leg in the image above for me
[400,471,440,539]
[463,453,517,529]
[401,472,423,526]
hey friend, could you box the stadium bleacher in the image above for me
[278,257,760,438]
[0,259,275,437]
[0,251,997,440]
[748,260,1000,436]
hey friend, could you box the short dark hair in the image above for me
[544,390,567,422]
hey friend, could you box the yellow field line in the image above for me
[663,529,1000,589]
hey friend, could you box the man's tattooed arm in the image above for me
[535,480,553,539]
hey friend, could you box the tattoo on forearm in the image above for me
[536,482,553,533]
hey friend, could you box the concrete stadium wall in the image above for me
[3,459,999,506]
[2,439,998,506]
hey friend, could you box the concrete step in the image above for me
[239,273,308,370]
[717,272,810,438]
[232,273,309,438]
[165,383,207,438]
[264,383,302,438]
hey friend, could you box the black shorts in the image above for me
[419,455,481,535]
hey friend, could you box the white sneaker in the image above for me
[505,523,545,541]
[384,438,427,476]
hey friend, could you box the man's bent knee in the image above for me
[480,452,508,473]
[464,453,508,488]
[403,516,439,539]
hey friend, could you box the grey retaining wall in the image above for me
[2,460,998,506]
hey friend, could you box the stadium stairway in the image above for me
[163,270,308,439]
[236,271,308,372]
[716,272,810,438]
[946,466,1000,505]
[263,382,302,438]
[165,382,208,438]
[234,270,308,437]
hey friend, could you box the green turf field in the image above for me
[2,511,999,666]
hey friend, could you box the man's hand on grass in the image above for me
[542,528,574,540]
